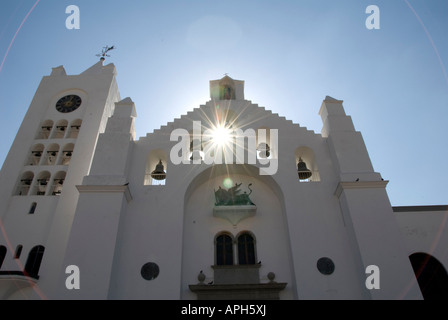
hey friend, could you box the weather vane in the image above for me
[96,45,116,61]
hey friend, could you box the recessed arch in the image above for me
[218,76,236,100]
[409,252,448,300]
[36,120,53,139]
[32,171,51,196]
[43,144,60,166]
[27,144,44,166]
[50,171,66,196]
[68,119,82,139]
[181,164,296,299]
[59,143,75,165]
[52,119,69,139]
[15,171,34,196]
[256,126,275,160]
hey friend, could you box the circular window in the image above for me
[141,262,160,281]
[317,257,335,275]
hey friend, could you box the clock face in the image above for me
[55,95,82,113]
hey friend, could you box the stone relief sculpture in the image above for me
[214,183,255,206]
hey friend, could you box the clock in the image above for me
[55,95,82,113]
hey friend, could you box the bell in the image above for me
[66,152,72,157]
[297,158,312,180]
[257,143,270,158]
[190,139,203,161]
[190,151,202,161]
[150,160,166,181]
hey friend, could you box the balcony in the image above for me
[189,265,287,300]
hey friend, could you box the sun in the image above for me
[210,122,233,148]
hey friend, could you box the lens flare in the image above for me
[223,177,233,189]
[210,122,232,147]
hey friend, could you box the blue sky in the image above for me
[0,0,447,206]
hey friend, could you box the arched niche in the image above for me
[32,171,51,196]
[144,149,168,186]
[67,119,82,139]
[52,120,68,139]
[15,171,34,196]
[36,120,53,140]
[42,144,60,166]
[58,143,75,165]
[27,144,44,166]
[295,146,320,182]
[218,76,236,100]
[50,171,67,196]
[256,126,276,160]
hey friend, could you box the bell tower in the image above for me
[0,59,121,299]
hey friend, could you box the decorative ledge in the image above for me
[189,282,287,300]
[213,205,256,226]
[76,184,132,203]
[334,180,389,198]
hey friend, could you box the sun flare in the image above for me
[210,122,233,147]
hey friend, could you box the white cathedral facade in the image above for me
[0,60,447,300]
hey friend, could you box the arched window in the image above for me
[0,246,6,269]
[14,245,23,259]
[237,232,256,265]
[215,234,234,266]
[410,252,448,300]
[24,245,45,277]
[29,202,37,214]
